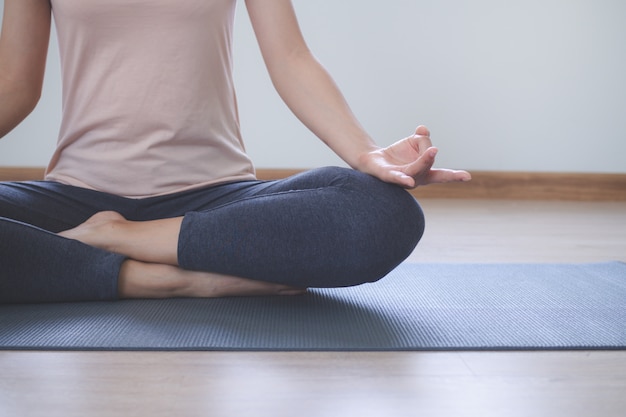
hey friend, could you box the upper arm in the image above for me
[245,0,311,71]
[0,0,51,96]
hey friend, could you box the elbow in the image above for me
[19,82,43,114]
[0,82,43,139]
[2,71,43,108]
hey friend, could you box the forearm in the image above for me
[0,77,39,139]
[268,50,380,169]
[247,0,470,188]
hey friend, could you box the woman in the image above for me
[0,0,470,304]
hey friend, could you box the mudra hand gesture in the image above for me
[359,125,472,189]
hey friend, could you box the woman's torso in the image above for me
[45,0,255,198]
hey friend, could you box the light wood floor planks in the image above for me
[411,199,626,263]
[1,199,625,417]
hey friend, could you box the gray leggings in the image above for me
[0,167,425,304]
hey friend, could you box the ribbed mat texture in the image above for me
[1,262,625,351]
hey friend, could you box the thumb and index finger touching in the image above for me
[402,125,472,185]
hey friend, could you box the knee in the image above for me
[280,167,425,288]
[340,168,426,248]
[332,166,426,255]
[357,187,425,283]
[326,173,425,286]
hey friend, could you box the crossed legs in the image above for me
[59,167,425,299]
[59,211,306,298]
[1,167,424,303]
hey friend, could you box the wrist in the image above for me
[351,144,381,171]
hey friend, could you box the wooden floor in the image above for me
[1,199,625,417]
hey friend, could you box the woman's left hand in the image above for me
[357,125,472,189]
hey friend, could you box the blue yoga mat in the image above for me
[1,262,625,351]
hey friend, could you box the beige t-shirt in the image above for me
[45,0,256,198]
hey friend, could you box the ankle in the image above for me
[119,261,188,298]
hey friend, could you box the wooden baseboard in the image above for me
[258,169,626,201]
[0,167,46,182]
[2,166,625,201]
[413,171,626,201]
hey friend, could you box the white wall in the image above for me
[1,0,625,173]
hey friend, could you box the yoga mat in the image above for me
[1,262,625,351]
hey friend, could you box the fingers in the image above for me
[415,125,430,137]
[367,124,471,188]
[378,170,416,189]
[425,169,472,184]
[410,126,433,154]
[402,146,438,178]
[408,125,471,184]
[402,147,472,187]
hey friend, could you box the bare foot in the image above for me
[63,213,308,298]
[119,260,307,299]
[59,211,181,265]
[59,211,128,250]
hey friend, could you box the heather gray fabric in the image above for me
[0,167,424,303]
[1,262,624,351]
